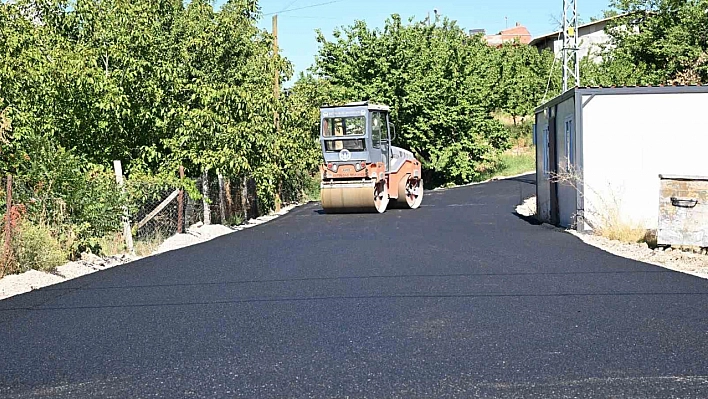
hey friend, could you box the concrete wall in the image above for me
[576,23,611,62]
[532,21,611,63]
[580,92,708,231]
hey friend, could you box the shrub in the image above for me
[1,220,66,274]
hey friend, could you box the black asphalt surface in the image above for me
[1,174,707,398]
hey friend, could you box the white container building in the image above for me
[533,85,708,236]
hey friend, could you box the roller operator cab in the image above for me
[319,101,424,213]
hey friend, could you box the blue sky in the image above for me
[215,0,611,86]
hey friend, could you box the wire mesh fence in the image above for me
[184,174,259,229]
[0,166,303,276]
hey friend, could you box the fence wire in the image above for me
[1,169,276,265]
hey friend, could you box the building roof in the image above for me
[534,84,708,114]
[528,14,625,47]
[484,23,532,46]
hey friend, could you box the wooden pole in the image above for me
[224,178,233,221]
[113,161,134,254]
[202,168,211,225]
[241,177,248,221]
[177,165,184,233]
[2,174,12,277]
[218,171,226,224]
[272,14,279,130]
[272,14,282,213]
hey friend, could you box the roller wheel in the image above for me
[373,180,389,213]
[398,176,423,209]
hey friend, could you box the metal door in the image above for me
[382,112,391,172]
[548,109,560,225]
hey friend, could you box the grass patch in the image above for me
[134,231,166,257]
[476,148,535,182]
[493,111,534,149]
[96,232,126,256]
[588,202,654,245]
[227,213,244,226]
[497,151,535,177]
[595,218,648,244]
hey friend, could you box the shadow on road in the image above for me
[512,211,543,225]
[505,174,536,185]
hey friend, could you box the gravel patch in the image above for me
[0,270,66,300]
[568,231,708,279]
[515,196,537,217]
[0,202,308,301]
[155,224,234,254]
[517,195,708,280]
[155,203,302,254]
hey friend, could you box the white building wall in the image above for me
[541,22,611,63]
[576,28,611,62]
[580,92,708,231]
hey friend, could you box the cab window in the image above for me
[371,112,382,149]
[322,116,365,137]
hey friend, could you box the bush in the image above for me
[2,220,66,274]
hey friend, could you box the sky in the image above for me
[215,0,612,86]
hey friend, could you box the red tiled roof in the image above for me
[484,23,532,46]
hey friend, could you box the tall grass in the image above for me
[549,166,654,245]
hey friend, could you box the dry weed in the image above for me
[549,165,652,244]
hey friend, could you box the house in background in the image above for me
[529,15,623,62]
[533,85,708,246]
[483,23,532,47]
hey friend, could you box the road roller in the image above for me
[319,101,424,213]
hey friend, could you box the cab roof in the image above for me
[320,101,390,112]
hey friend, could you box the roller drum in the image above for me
[320,180,389,213]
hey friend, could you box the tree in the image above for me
[493,41,556,124]
[583,0,708,86]
[312,14,512,186]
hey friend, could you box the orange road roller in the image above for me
[319,101,424,213]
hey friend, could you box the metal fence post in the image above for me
[113,160,134,254]
[2,174,12,277]
[218,171,226,224]
[202,168,211,225]
[177,165,184,233]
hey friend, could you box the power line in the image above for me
[263,0,346,16]
[278,0,300,13]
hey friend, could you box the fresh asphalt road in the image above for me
[1,174,707,398]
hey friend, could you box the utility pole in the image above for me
[272,14,279,131]
[562,0,580,92]
[272,14,282,213]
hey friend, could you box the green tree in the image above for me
[493,41,557,124]
[312,14,512,186]
[583,0,708,86]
